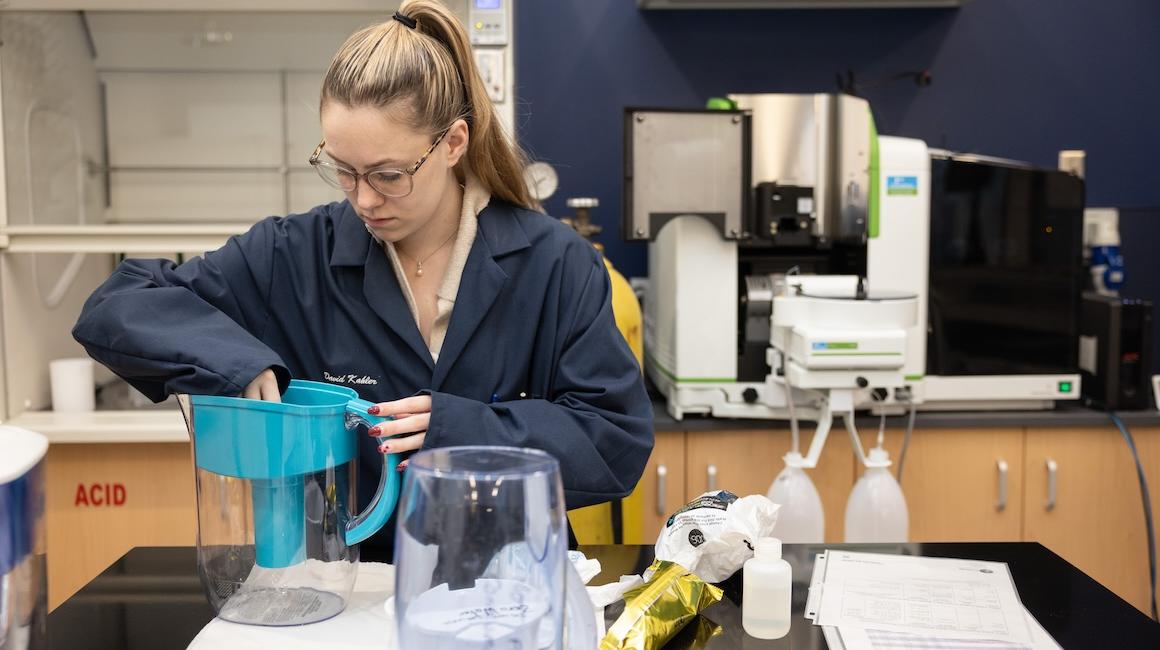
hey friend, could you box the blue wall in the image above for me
[515,0,1160,372]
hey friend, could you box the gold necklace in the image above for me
[397,227,458,277]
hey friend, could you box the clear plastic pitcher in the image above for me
[182,379,401,626]
[393,446,596,649]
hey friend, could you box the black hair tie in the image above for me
[392,11,417,29]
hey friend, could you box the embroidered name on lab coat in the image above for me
[323,371,380,386]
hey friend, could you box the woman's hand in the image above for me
[243,368,281,402]
[367,395,431,468]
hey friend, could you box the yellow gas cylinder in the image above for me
[602,252,643,368]
[600,251,647,544]
[560,198,646,545]
[558,198,641,365]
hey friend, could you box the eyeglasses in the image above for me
[308,128,449,198]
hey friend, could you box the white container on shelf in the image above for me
[49,358,95,413]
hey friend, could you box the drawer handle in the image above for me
[1045,459,1058,511]
[706,464,718,492]
[656,464,668,516]
[996,459,1008,512]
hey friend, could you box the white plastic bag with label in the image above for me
[654,490,780,582]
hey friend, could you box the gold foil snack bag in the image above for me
[599,560,724,650]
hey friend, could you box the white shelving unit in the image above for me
[2,1,392,10]
[0,2,516,422]
[5,409,188,444]
[0,224,250,253]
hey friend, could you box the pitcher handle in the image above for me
[344,398,403,545]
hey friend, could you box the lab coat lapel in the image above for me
[363,245,436,373]
[430,232,507,389]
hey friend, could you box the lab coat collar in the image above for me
[476,200,532,257]
[362,242,436,372]
[330,201,373,267]
[430,224,508,388]
[329,199,533,383]
[430,201,533,386]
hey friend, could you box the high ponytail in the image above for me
[321,0,532,209]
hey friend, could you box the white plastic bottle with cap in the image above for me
[743,537,792,639]
[844,447,909,542]
[767,452,825,543]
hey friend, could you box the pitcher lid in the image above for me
[0,426,49,484]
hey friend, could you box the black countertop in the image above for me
[47,542,1160,649]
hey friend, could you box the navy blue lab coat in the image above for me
[73,199,654,548]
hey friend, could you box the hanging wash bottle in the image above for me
[767,452,825,543]
[844,447,908,543]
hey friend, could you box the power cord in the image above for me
[1109,412,1158,620]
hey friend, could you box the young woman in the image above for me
[73,0,652,549]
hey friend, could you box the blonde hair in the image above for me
[320,0,532,209]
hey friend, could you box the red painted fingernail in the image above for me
[378,443,390,453]
[397,461,409,471]
[367,405,380,415]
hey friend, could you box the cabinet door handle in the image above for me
[656,464,668,516]
[996,459,1009,512]
[706,464,718,492]
[1045,459,1058,511]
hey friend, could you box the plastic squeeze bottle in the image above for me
[742,537,792,639]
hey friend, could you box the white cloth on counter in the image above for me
[587,575,646,639]
[569,550,602,584]
[187,562,396,650]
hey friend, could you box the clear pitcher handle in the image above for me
[344,398,403,545]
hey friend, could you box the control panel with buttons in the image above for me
[468,0,507,45]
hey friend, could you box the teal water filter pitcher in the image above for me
[182,380,401,626]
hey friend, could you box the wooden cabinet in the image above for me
[45,442,197,609]
[628,430,687,544]
[1024,426,1160,615]
[686,428,855,543]
[685,430,782,499]
[867,427,1024,542]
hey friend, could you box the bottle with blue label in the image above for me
[1085,208,1125,296]
[1090,244,1125,295]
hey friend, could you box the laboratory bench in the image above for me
[45,542,1160,649]
[23,397,1160,617]
[641,397,1160,618]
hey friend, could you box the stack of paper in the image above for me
[805,550,1062,650]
